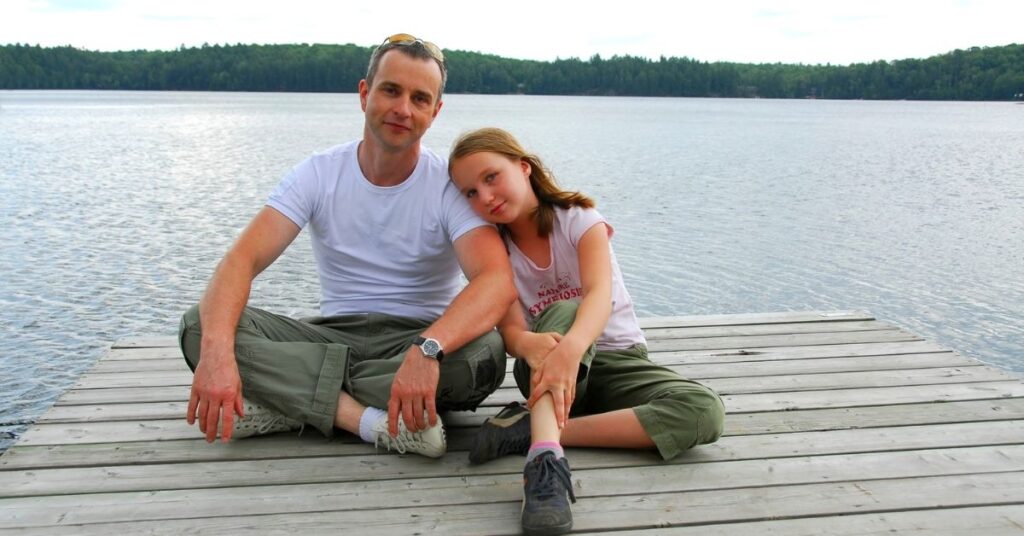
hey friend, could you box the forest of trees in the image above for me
[1,42,1022,100]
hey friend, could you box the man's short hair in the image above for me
[366,34,448,98]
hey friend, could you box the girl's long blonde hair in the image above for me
[449,127,594,236]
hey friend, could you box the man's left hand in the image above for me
[387,347,440,435]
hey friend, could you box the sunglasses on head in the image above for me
[381,33,445,63]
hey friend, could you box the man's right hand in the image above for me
[185,207,301,443]
[186,349,244,443]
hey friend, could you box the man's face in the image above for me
[360,49,444,153]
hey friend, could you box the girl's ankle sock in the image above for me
[526,440,564,462]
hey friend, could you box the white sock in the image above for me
[357,406,387,444]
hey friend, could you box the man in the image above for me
[178,34,516,458]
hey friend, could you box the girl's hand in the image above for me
[528,341,581,428]
[516,331,562,370]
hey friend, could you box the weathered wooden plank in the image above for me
[452,395,1024,433]
[94,329,912,374]
[89,358,190,373]
[70,351,994,394]
[714,398,1024,436]
[71,359,999,405]
[20,392,1024,448]
[461,395,1024,432]
[2,442,1021,501]
[89,350,974,382]
[45,367,1014,424]
[0,435,366,471]
[645,329,920,352]
[721,381,1024,413]
[100,330,925,373]
[573,505,1024,536]
[642,319,895,340]
[110,329,923,360]
[112,336,177,349]
[659,352,976,377]
[108,311,871,350]
[38,401,190,423]
[705,366,1016,394]
[99,346,183,361]
[7,471,1022,535]
[484,378,1024,410]
[14,419,202,446]
[93,339,951,371]
[3,419,1021,472]
[64,353,978,406]
[85,351,974,380]
[71,370,191,389]
[55,385,191,405]
[636,310,872,328]
[650,339,950,362]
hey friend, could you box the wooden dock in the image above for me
[2,310,1023,534]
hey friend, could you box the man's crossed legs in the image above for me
[179,305,507,456]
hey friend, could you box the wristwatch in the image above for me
[412,336,445,362]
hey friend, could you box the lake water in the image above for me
[1,90,1022,452]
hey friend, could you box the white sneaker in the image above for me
[371,415,447,458]
[232,398,302,439]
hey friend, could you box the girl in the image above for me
[448,128,725,536]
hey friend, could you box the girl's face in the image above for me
[450,151,535,225]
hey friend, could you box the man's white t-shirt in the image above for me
[507,205,646,350]
[267,141,489,320]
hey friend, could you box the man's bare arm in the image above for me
[187,206,301,442]
[429,225,517,354]
[387,225,516,434]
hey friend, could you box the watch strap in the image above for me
[412,336,445,361]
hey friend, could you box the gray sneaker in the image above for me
[372,415,447,458]
[522,451,576,535]
[232,398,302,439]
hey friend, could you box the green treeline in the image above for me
[2,42,1023,100]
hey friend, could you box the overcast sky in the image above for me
[3,0,1021,65]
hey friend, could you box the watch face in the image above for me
[421,339,441,356]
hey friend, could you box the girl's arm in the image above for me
[529,223,613,427]
[499,301,562,368]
